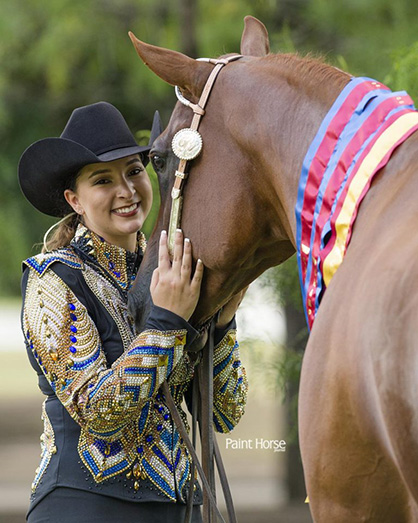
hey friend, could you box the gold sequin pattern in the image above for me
[23,265,188,489]
[23,230,248,501]
[31,401,56,493]
[82,263,135,351]
[212,330,248,433]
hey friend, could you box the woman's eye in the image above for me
[128,168,143,176]
[94,178,110,185]
[151,154,166,171]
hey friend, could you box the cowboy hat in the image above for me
[18,101,162,217]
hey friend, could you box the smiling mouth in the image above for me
[112,202,140,216]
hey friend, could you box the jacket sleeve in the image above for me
[22,267,190,440]
[212,326,248,433]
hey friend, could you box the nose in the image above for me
[116,177,136,199]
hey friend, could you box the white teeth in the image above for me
[114,203,138,214]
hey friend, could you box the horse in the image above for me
[128,16,418,523]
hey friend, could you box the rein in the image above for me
[162,53,243,523]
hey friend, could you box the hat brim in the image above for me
[18,137,151,217]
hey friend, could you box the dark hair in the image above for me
[41,172,80,253]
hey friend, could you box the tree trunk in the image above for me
[284,302,309,500]
[178,0,198,57]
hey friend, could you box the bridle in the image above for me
[167,54,243,253]
[162,53,243,523]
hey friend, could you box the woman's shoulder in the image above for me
[23,245,84,278]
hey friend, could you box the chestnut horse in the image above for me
[129,16,418,522]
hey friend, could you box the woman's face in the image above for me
[64,154,152,251]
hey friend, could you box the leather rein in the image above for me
[163,53,243,523]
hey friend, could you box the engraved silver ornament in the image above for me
[172,128,203,160]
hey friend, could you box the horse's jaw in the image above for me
[189,236,295,327]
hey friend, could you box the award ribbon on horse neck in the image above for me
[296,77,418,329]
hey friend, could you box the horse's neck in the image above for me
[259,57,351,245]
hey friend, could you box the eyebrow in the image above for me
[88,157,142,179]
[88,168,111,179]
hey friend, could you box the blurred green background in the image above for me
[2,0,418,521]
[2,0,418,296]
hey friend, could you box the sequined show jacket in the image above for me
[21,225,248,515]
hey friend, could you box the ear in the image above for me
[149,110,163,146]
[129,33,213,103]
[64,189,83,215]
[240,16,270,57]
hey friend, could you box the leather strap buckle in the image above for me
[175,170,188,180]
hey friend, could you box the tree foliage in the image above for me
[2,0,418,295]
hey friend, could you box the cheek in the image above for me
[79,189,110,217]
[84,192,104,210]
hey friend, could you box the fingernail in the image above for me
[161,230,167,236]
[185,238,190,243]
[197,258,203,264]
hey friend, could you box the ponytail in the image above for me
[42,212,80,253]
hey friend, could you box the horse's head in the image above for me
[128,16,347,329]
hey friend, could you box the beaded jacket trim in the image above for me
[31,401,56,493]
[71,224,146,297]
[24,247,83,276]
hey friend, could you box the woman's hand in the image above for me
[216,286,249,329]
[150,229,203,321]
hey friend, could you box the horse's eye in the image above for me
[151,154,166,171]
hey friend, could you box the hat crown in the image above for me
[61,102,137,156]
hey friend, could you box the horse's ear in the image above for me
[129,32,212,103]
[240,16,270,57]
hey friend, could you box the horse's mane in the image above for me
[265,52,351,93]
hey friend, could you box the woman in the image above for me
[18,102,248,522]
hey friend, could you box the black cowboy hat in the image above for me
[18,101,162,217]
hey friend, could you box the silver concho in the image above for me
[172,128,203,160]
